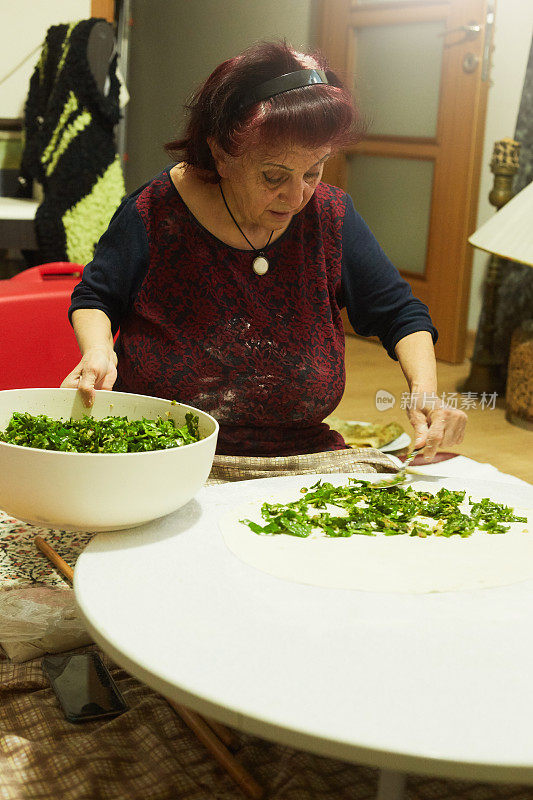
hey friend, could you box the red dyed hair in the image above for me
[165,41,363,182]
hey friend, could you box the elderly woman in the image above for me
[63,41,466,461]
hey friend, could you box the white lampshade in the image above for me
[468,180,533,267]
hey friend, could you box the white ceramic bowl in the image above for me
[0,388,219,531]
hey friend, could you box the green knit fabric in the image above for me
[20,19,125,264]
[63,155,124,264]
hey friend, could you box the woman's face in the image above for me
[214,142,331,234]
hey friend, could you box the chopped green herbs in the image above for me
[0,411,202,453]
[241,479,527,539]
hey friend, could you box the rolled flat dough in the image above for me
[219,480,532,594]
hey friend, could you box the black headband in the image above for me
[240,68,329,109]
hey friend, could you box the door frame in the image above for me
[91,0,115,23]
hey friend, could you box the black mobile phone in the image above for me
[42,652,128,723]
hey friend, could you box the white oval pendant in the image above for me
[252,255,269,275]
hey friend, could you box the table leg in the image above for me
[203,715,239,749]
[376,769,406,800]
[167,700,264,799]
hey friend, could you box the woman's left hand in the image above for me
[406,392,467,461]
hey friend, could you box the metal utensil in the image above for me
[371,448,424,490]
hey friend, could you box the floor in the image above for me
[338,335,532,484]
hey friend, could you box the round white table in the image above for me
[74,473,533,798]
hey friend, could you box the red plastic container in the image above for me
[0,262,84,390]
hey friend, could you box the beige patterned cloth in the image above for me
[2,450,533,798]
[208,446,397,483]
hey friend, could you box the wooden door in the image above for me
[317,0,494,362]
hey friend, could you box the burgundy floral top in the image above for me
[70,169,437,456]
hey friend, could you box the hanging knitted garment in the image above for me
[19,18,125,264]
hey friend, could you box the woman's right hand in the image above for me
[61,346,118,407]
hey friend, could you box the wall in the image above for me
[468,0,533,330]
[0,0,92,119]
[125,0,315,190]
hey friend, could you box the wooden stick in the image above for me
[35,536,74,583]
[167,700,263,799]
[203,716,239,749]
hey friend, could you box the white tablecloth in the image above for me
[406,455,530,487]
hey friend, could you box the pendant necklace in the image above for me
[219,183,274,275]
